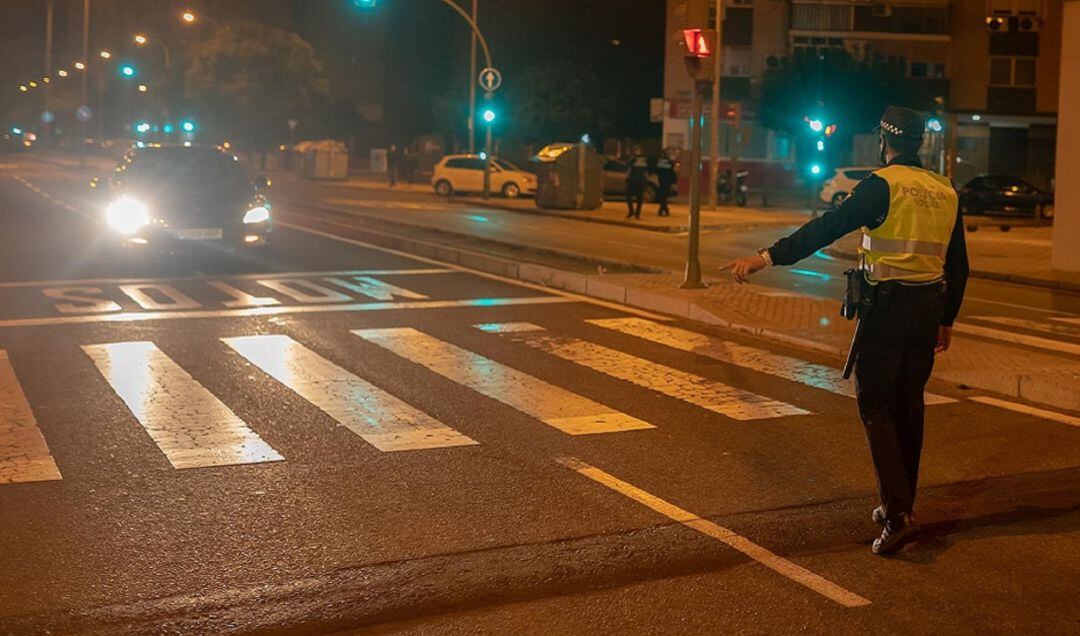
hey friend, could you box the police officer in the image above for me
[625,145,649,219]
[653,150,677,217]
[725,106,970,555]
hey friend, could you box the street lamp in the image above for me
[181,10,196,23]
[99,50,111,59]
[74,61,85,70]
[133,33,171,69]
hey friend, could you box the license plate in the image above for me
[172,228,223,240]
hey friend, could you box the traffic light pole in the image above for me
[483,122,492,199]
[680,79,707,289]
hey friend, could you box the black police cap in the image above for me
[876,105,925,140]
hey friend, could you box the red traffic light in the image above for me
[682,29,715,58]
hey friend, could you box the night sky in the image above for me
[1,0,666,144]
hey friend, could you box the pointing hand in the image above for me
[723,255,767,284]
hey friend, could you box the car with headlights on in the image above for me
[94,145,272,253]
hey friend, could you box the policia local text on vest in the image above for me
[724,106,970,556]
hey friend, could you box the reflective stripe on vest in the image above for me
[861,234,948,259]
[859,164,958,283]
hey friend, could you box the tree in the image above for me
[757,51,906,143]
[506,61,617,145]
[185,22,329,150]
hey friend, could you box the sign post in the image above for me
[478,69,500,200]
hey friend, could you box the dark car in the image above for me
[95,145,272,252]
[601,156,677,203]
[959,175,1054,220]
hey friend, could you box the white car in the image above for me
[431,154,537,198]
[818,166,877,207]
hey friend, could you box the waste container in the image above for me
[533,142,603,210]
[292,139,349,180]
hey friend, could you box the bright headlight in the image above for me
[243,206,270,224]
[105,196,150,234]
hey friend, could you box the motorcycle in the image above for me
[718,170,750,207]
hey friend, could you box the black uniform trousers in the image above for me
[626,181,645,218]
[854,280,945,522]
[656,181,673,216]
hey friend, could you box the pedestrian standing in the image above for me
[625,145,648,219]
[387,144,400,187]
[724,106,970,556]
[654,150,677,217]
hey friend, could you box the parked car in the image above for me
[602,156,677,203]
[959,175,1054,220]
[431,154,537,198]
[818,166,877,206]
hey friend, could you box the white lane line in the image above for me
[224,335,477,451]
[588,318,957,406]
[557,457,871,608]
[0,268,455,289]
[0,296,576,329]
[12,175,92,219]
[1050,316,1080,325]
[0,351,62,484]
[353,327,654,435]
[206,281,281,308]
[83,341,283,469]
[953,323,1080,357]
[324,276,428,301]
[968,315,1080,339]
[275,220,673,322]
[964,296,1075,316]
[968,396,1080,428]
[479,322,809,421]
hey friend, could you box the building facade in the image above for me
[662,0,1062,188]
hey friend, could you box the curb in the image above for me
[822,246,1080,294]
[278,197,665,276]
[449,197,802,234]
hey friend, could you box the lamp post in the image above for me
[79,0,89,168]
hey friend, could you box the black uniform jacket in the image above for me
[765,155,970,326]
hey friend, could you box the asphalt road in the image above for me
[1,157,1078,634]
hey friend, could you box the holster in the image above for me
[841,269,877,320]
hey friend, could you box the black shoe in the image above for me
[872,513,919,555]
[872,506,886,525]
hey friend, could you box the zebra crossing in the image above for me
[2,316,1076,486]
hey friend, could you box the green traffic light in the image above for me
[482,109,495,123]
[351,0,377,8]
[120,64,137,78]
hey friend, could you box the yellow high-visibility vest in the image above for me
[859,164,958,282]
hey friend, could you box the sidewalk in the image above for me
[330,172,812,234]
[825,227,1080,293]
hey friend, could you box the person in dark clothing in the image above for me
[625,145,649,219]
[387,144,400,187]
[725,106,970,556]
[654,150,677,217]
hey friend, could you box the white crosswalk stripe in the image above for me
[0,351,62,484]
[587,317,957,406]
[353,327,654,435]
[477,323,809,421]
[953,322,1080,357]
[224,334,478,452]
[84,341,284,469]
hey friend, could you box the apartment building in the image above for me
[661,0,1062,188]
